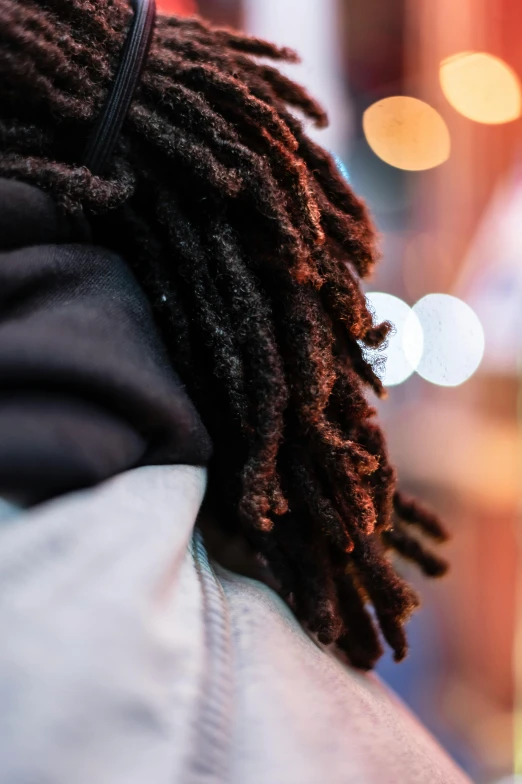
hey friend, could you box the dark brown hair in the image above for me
[0,0,448,669]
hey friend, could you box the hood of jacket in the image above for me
[0,177,211,504]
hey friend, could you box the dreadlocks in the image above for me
[0,0,448,669]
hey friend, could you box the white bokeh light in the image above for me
[365,292,424,386]
[411,294,485,386]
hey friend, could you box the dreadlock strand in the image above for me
[335,572,384,670]
[156,193,249,426]
[394,491,449,542]
[141,71,324,250]
[208,221,290,528]
[383,526,449,578]
[287,451,354,553]
[0,3,448,670]
[351,535,419,661]
[164,13,300,63]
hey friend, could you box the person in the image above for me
[0,2,470,782]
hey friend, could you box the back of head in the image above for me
[0,0,448,669]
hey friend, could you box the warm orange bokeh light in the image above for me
[440,52,521,125]
[157,0,197,15]
[363,96,451,171]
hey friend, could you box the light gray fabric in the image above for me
[0,465,471,784]
[0,497,21,524]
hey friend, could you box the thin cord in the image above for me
[83,0,156,175]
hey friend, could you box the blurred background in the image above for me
[160,1,521,781]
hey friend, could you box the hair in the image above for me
[0,0,448,669]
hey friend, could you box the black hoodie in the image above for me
[0,177,211,505]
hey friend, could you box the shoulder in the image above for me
[0,466,470,784]
[216,565,471,784]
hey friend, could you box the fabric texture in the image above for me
[0,465,471,784]
[0,177,211,504]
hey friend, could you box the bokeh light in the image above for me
[365,292,423,386]
[440,52,522,124]
[363,96,451,171]
[411,294,485,387]
[156,0,197,15]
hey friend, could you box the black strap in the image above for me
[83,0,156,176]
